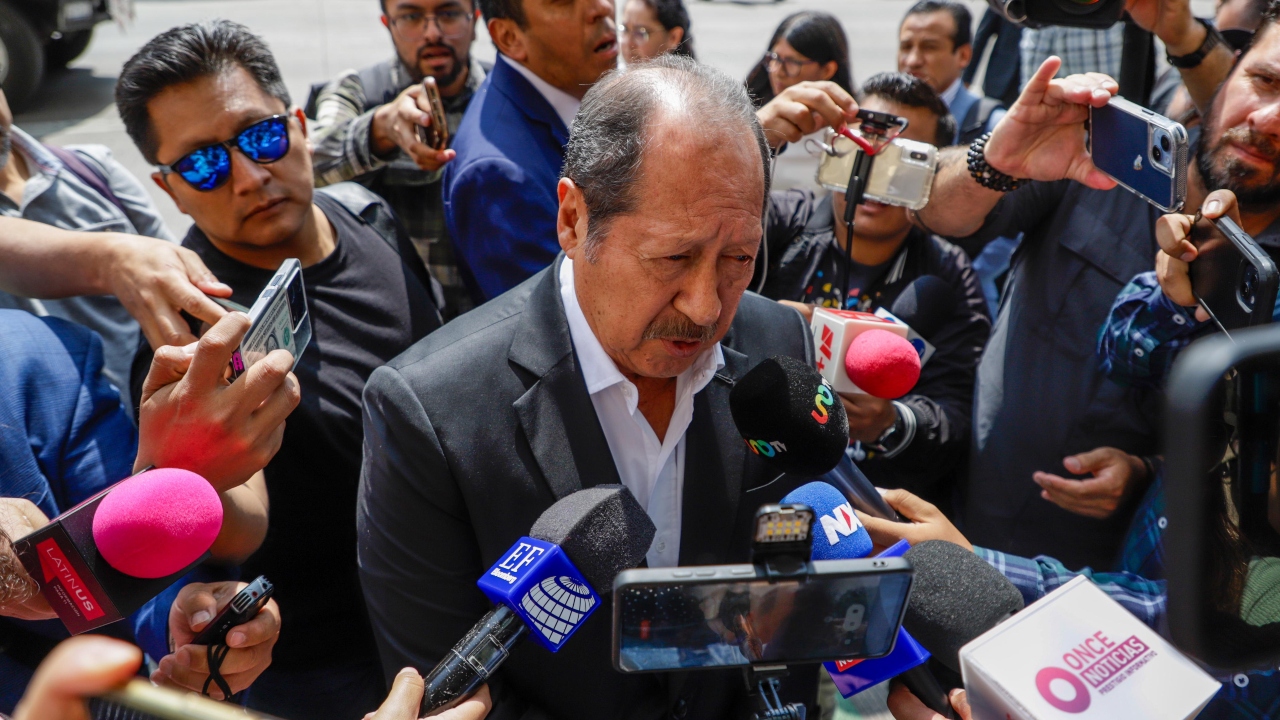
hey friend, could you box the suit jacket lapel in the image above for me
[679,343,752,565]
[489,55,571,147]
[510,259,620,501]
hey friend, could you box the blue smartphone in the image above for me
[1090,97,1189,212]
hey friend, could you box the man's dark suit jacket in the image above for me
[357,260,816,719]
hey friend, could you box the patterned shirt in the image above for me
[310,57,487,320]
[1097,271,1280,389]
[1020,23,1125,87]
[977,472,1280,718]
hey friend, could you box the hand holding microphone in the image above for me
[887,684,972,720]
[857,489,973,552]
[0,498,54,621]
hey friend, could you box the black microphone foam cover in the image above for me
[528,485,656,591]
[729,355,850,477]
[902,540,1025,672]
[889,275,955,340]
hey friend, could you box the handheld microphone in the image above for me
[13,468,223,634]
[785,483,952,717]
[730,357,898,521]
[844,330,921,400]
[810,307,913,394]
[421,485,656,712]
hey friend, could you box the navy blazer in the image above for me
[443,56,570,303]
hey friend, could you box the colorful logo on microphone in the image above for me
[817,502,863,546]
[745,438,788,457]
[812,381,835,425]
[520,576,597,646]
[1035,632,1155,713]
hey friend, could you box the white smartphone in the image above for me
[816,131,938,211]
[228,258,311,380]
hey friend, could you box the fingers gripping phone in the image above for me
[416,78,449,150]
[1190,214,1279,333]
[229,259,312,380]
[190,576,275,647]
[1089,96,1190,212]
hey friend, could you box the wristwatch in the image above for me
[1167,18,1226,69]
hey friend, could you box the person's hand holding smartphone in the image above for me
[370,76,455,171]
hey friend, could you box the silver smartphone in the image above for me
[228,259,311,380]
[91,679,283,720]
[611,558,913,673]
[1090,96,1189,212]
[816,131,938,211]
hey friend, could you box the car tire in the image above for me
[0,2,43,111]
[46,29,93,68]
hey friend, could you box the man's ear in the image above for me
[956,43,973,70]
[557,177,589,258]
[381,14,390,29]
[151,172,189,216]
[489,18,528,62]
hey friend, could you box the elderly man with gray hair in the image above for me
[357,55,824,717]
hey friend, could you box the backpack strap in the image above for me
[44,145,130,219]
[317,183,445,315]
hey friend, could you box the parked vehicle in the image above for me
[0,0,123,110]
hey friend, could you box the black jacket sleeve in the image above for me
[859,239,992,503]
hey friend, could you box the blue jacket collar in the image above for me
[490,55,571,146]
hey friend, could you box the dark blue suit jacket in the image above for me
[443,56,570,303]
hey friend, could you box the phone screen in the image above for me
[614,564,911,672]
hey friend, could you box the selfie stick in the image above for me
[836,112,908,309]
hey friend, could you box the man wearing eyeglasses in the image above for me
[310,0,489,320]
[115,20,444,720]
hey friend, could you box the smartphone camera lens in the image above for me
[1152,144,1163,161]
[910,151,927,161]
[1243,265,1260,308]
[1161,134,1171,152]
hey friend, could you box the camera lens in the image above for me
[1152,144,1163,160]
[910,151,927,161]
[1243,266,1260,307]
[1160,134,1171,152]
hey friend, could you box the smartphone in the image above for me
[90,679,284,720]
[229,259,311,380]
[415,78,449,151]
[1190,214,1279,333]
[190,576,274,647]
[612,558,913,672]
[1089,96,1189,212]
[816,132,937,211]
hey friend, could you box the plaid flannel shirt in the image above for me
[1020,23,1125,87]
[977,471,1280,717]
[1098,271,1280,388]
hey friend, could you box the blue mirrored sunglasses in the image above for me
[157,115,291,191]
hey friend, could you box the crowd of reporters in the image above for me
[0,0,1275,717]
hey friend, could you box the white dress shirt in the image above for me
[500,54,581,132]
[559,256,724,567]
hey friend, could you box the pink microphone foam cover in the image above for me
[845,329,922,399]
[92,468,223,579]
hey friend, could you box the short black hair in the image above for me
[860,72,956,146]
[903,0,972,49]
[116,19,291,165]
[478,0,526,27]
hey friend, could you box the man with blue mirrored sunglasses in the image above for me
[115,19,443,720]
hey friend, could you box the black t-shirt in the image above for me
[134,190,441,669]
[801,242,892,311]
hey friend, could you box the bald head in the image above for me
[562,54,770,258]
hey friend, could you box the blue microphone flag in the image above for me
[782,481,873,560]
[476,536,600,652]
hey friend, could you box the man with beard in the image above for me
[311,0,487,320]
[443,0,860,303]
[912,0,1243,570]
[0,86,175,413]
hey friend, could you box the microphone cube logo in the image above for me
[477,536,601,652]
[1035,631,1155,713]
[819,502,863,546]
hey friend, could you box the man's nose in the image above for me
[587,0,615,25]
[424,16,444,43]
[228,149,272,195]
[1248,99,1280,140]
[673,258,723,329]
[901,47,923,69]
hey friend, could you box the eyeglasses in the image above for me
[764,51,819,78]
[619,23,657,43]
[157,115,291,192]
[389,9,472,39]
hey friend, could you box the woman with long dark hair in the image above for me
[620,0,696,64]
[746,12,853,108]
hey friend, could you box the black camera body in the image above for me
[987,0,1124,29]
